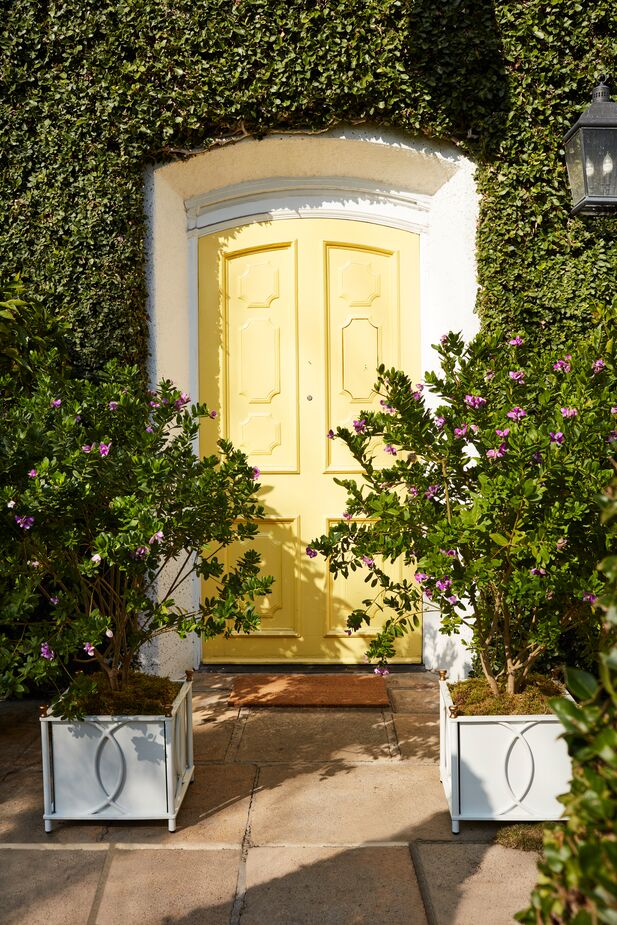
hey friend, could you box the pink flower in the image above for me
[134,546,148,559]
[379,400,396,415]
[439,335,449,345]
[361,555,375,567]
[556,538,568,551]
[384,444,397,455]
[342,512,352,521]
[145,425,153,433]
[582,592,597,603]
[251,467,261,480]
[608,431,617,444]
[508,336,524,346]
[174,392,191,410]
[530,567,546,576]
[27,469,37,478]
[40,643,55,660]
[486,443,507,459]
[425,484,439,500]
[414,572,429,583]
[464,394,487,409]
[509,370,525,383]
[485,369,495,381]
[50,596,59,605]
[149,530,164,544]
[454,424,468,439]
[306,546,318,558]
[150,401,160,409]
[408,486,419,498]
[344,629,353,636]
[434,415,446,429]
[84,642,95,657]
[495,428,510,438]
[435,577,452,592]
[549,431,564,445]
[326,429,335,439]
[108,401,119,411]
[51,399,62,408]
[446,595,458,605]
[410,384,424,401]
[506,407,526,421]
[560,407,578,419]
[374,666,390,676]
[592,359,606,375]
[209,409,218,418]
[99,443,111,457]
[82,444,92,454]
[611,407,617,415]
[442,549,457,558]
[553,358,571,373]
[91,553,101,564]
[353,419,367,434]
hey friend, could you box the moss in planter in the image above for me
[79,672,182,716]
[448,676,564,717]
[495,823,547,853]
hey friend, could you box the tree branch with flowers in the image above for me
[310,319,617,696]
[0,360,271,714]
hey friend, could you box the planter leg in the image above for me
[451,820,460,835]
[168,818,177,833]
[44,820,54,834]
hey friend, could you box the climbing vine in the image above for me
[1,0,616,373]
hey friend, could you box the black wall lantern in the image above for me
[564,79,617,216]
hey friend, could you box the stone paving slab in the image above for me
[192,672,236,691]
[235,708,392,763]
[0,769,106,844]
[95,848,240,924]
[393,714,440,763]
[242,846,428,925]
[0,848,106,925]
[385,672,439,689]
[250,763,497,845]
[102,763,255,845]
[414,841,540,924]
[192,706,239,761]
[389,688,440,714]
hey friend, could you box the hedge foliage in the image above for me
[1,1,617,373]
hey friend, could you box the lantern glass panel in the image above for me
[581,128,617,198]
[565,131,585,207]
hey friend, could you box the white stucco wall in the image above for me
[144,127,480,679]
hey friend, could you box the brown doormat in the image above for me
[228,674,390,707]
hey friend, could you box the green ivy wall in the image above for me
[1,0,616,374]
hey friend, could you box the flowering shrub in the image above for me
[517,485,617,923]
[310,323,617,695]
[0,361,271,712]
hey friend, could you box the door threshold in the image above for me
[199,663,430,675]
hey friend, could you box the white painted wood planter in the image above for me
[40,679,194,833]
[439,680,572,833]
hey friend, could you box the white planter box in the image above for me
[40,679,194,833]
[439,680,572,833]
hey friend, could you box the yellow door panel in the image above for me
[199,219,421,664]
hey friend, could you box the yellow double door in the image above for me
[199,218,422,663]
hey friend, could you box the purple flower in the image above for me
[410,383,424,400]
[40,643,55,660]
[15,515,34,530]
[150,401,161,409]
[91,553,101,564]
[414,572,429,583]
[84,642,95,657]
[174,392,191,410]
[611,407,617,415]
[442,549,457,558]
[454,424,468,439]
[209,409,218,419]
[592,359,606,375]
[549,431,564,445]
[507,407,526,421]
[361,555,375,567]
[485,369,495,381]
[408,486,419,498]
[439,334,449,345]
[50,596,59,605]
[530,567,546,576]
[583,592,597,603]
[486,443,507,460]
[51,399,62,408]
[425,484,439,500]
[149,530,164,544]
[508,336,524,346]
[446,595,459,605]
[306,546,318,559]
[434,415,446,429]
[326,429,335,439]
[464,394,487,409]
[28,559,40,568]
[532,451,543,464]
[134,546,148,559]
[342,512,352,521]
[436,577,452,592]
[27,468,37,478]
[108,401,119,411]
[495,428,510,438]
[74,415,81,423]
[384,444,397,455]
[82,444,92,454]
[251,467,261,480]
[353,419,367,434]
[145,425,153,433]
[561,407,578,419]
[99,442,111,457]
[470,424,479,434]
[608,430,617,444]
[509,370,525,384]
[374,666,390,677]
[553,358,571,373]
[556,538,568,551]
[344,629,353,636]
[424,588,434,599]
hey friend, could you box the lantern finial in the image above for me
[592,78,610,104]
